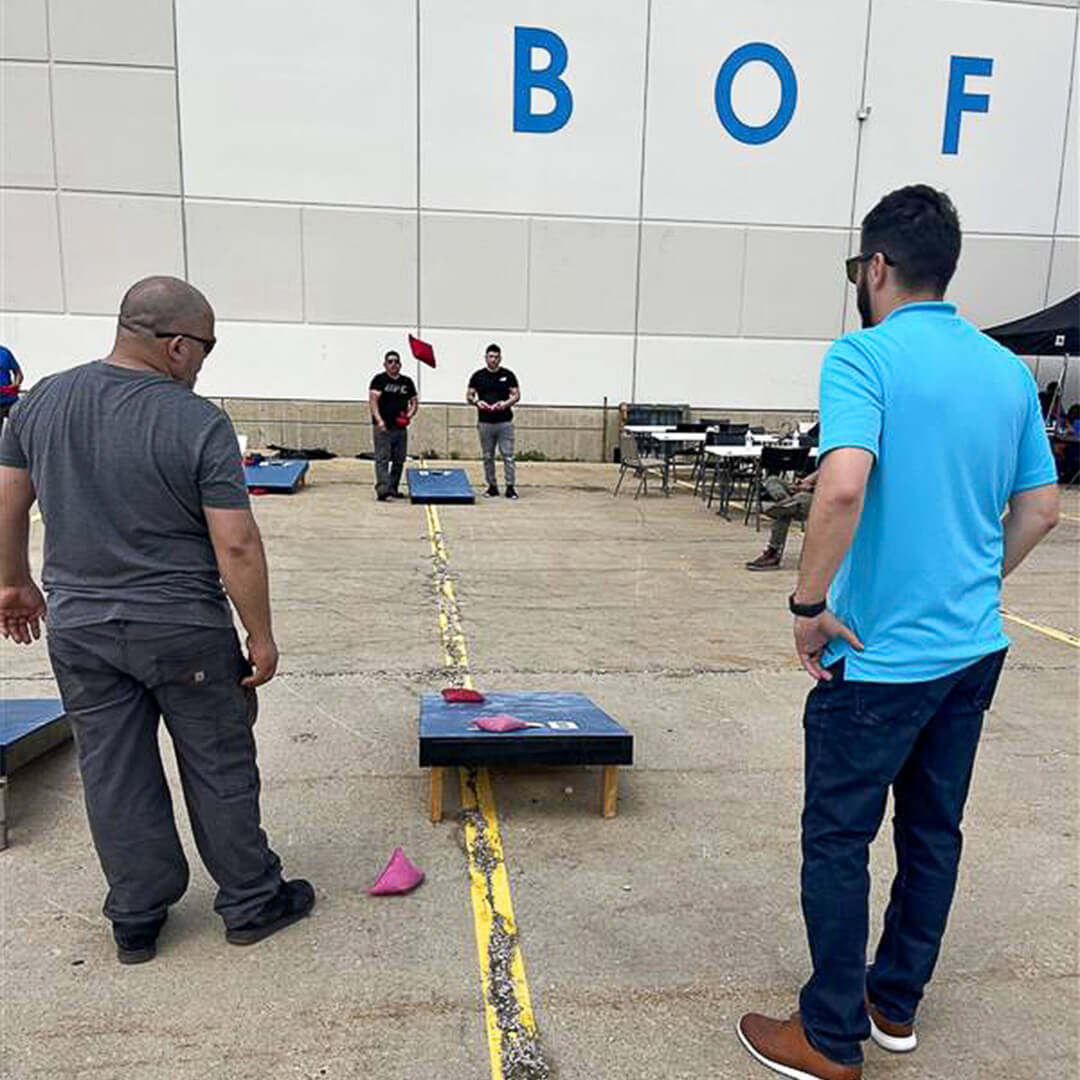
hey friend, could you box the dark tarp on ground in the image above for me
[983,292,1079,356]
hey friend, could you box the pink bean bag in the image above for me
[367,847,425,896]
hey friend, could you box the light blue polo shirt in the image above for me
[820,301,1057,682]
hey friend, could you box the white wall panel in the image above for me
[176,0,415,207]
[49,0,174,66]
[0,313,116,382]
[420,214,528,330]
[415,329,633,407]
[420,1,648,218]
[856,0,1074,236]
[1055,33,1078,237]
[0,63,54,187]
[741,228,848,338]
[53,66,179,193]
[644,0,867,227]
[0,0,48,60]
[303,209,416,327]
[0,190,63,312]
[59,193,183,315]
[529,218,638,332]
[638,223,744,336]
[636,336,825,410]
[1048,238,1079,303]
[186,201,302,322]
[947,235,1052,328]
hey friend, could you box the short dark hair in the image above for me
[485,343,501,355]
[384,350,401,362]
[860,185,961,296]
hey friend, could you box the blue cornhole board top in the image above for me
[407,467,475,504]
[244,460,308,492]
[419,691,632,767]
[0,699,68,775]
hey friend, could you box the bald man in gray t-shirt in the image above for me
[0,276,313,963]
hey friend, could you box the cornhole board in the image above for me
[406,468,475,504]
[419,691,632,821]
[0,699,70,850]
[244,459,308,493]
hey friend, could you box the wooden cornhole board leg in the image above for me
[602,765,619,818]
[430,767,444,823]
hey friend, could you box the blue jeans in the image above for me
[798,649,1007,1065]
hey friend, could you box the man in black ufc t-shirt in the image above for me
[466,343,520,499]
[369,350,418,500]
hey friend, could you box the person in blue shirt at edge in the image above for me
[737,185,1060,1080]
[0,344,23,434]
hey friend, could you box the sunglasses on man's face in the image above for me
[845,251,895,285]
[154,330,216,356]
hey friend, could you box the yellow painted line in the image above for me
[1001,608,1080,648]
[31,511,41,524]
[420,491,540,1080]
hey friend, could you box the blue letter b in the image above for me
[513,26,573,134]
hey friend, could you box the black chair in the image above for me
[744,445,812,530]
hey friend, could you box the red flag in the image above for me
[408,334,436,368]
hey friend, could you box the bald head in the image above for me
[118,276,213,334]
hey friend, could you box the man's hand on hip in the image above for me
[794,611,863,681]
[0,582,46,644]
[242,635,278,688]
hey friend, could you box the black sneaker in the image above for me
[225,879,315,946]
[376,492,390,502]
[114,913,167,965]
[389,491,407,500]
[505,486,519,500]
[484,485,499,498]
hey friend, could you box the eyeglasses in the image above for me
[153,330,216,355]
[120,320,215,355]
[845,251,895,284]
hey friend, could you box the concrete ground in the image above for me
[1,459,1076,1080]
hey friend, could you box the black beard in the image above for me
[856,276,874,328]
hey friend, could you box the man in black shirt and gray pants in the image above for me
[0,276,312,964]
[467,343,520,499]
[369,350,418,501]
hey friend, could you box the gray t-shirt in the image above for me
[0,360,249,629]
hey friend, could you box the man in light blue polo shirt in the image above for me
[738,186,1059,1080]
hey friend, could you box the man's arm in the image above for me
[792,448,871,679]
[204,506,278,687]
[505,386,521,408]
[407,392,419,420]
[369,389,386,429]
[0,465,45,643]
[12,364,23,391]
[1002,483,1059,579]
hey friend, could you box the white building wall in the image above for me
[1,0,1077,409]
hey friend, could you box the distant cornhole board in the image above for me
[0,699,70,850]
[419,691,633,821]
[406,468,475,504]
[244,459,308,493]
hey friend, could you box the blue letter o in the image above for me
[715,42,798,145]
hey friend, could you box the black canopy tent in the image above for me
[984,292,1079,420]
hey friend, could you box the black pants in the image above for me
[798,649,1006,1064]
[47,621,282,930]
[373,426,407,496]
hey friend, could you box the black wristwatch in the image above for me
[789,592,827,618]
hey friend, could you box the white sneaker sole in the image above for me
[869,1015,917,1053]
[736,1019,840,1080]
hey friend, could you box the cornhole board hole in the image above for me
[419,691,632,821]
[244,460,308,493]
[0,699,70,850]
[406,468,475,504]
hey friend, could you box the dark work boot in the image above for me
[225,879,315,946]
[746,547,782,571]
[114,913,167,965]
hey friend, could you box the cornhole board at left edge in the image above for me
[406,467,475,504]
[419,690,633,821]
[0,699,70,850]
[244,460,309,493]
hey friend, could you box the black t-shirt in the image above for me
[468,367,519,423]
[369,371,417,426]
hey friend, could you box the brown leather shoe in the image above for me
[866,998,917,1053]
[737,1012,862,1080]
[746,547,782,571]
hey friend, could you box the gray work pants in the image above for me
[47,621,282,930]
[478,421,515,488]
[373,425,407,496]
[764,477,813,553]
